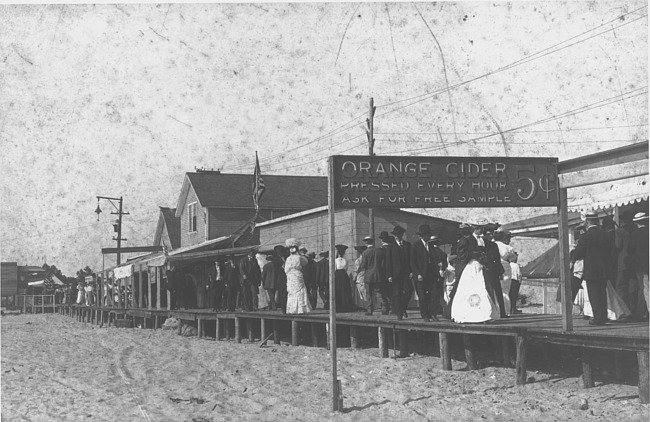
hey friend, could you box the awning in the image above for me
[28,275,65,287]
[567,175,648,212]
[113,264,133,279]
[168,245,258,263]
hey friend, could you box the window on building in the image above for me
[188,202,197,232]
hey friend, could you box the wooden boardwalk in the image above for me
[61,305,649,403]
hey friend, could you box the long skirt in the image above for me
[581,280,631,320]
[286,270,312,314]
[451,260,499,323]
[335,269,354,311]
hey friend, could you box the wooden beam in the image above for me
[559,160,648,189]
[440,332,452,370]
[463,334,477,370]
[102,246,163,254]
[582,348,595,388]
[638,351,649,404]
[558,187,573,332]
[378,327,388,358]
[557,141,648,174]
[516,335,527,385]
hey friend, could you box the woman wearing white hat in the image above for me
[284,238,312,314]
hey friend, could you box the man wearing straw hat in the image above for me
[573,212,610,325]
[628,212,649,320]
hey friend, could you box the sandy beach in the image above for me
[1,312,648,422]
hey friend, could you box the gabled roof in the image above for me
[175,172,327,216]
[153,207,181,249]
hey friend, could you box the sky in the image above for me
[1,1,647,276]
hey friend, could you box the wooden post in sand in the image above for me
[440,332,452,370]
[581,348,595,388]
[327,158,341,412]
[463,334,477,370]
[398,330,408,358]
[260,318,266,342]
[215,317,221,340]
[291,320,299,346]
[378,327,388,358]
[311,323,319,347]
[501,337,511,368]
[198,318,203,338]
[235,317,241,343]
[638,351,649,404]
[350,326,359,349]
[516,334,527,385]
[273,320,280,345]
[248,319,254,342]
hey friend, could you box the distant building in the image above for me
[173,171,327,248]
[153,207,181,251]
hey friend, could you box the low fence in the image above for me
[15,295,56,314]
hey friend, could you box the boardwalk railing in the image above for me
[15,295,56,314]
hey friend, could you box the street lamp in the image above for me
[95,196,129,265]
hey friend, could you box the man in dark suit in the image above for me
[429,232,448,318]
[384,225,413,320]
[410,224,440,322]
[223,257,240,312]
[628,212,649,321]
[573,213,611,325]
[316,251,330,310]
[483,224,508,318]
[359,235,389,315]
[240,250,262,311]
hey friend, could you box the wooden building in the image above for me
[257,206,460,254]
[153,207,181,251]
[174,171,327,248]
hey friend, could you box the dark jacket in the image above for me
[262,260,278,290]
[410,239,439,282]
[359,246,386,284]
[430,246,448,283]
[484,239,505,277]
[303,256,317,288]
[573,225,611,281]
[384,240,412,280]
[224,263,240,288]
[240,256,262,285]
[628,226,649,274]
[315,258,329,286]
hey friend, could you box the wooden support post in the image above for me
[614,351,624,382]
[147,268,152,310]
[177,319,182,335]
[440,332,452,370]
[248,319,254,343]
[156,267,161,310]
[638,351,649,404]
[235,317,241,343]
[291,320,299,346]
[350,326,359,349]
[138,263,143,308]
[582,348,595,388]
[216,317,221,340]
[463,334,477,370]
[198,318,203,338]
[398,330,408,358]
[558,187,573,332]
[154,315,159,330]
[274,320,280,345]
[226,319,233,340]
[260,319,266,342]
[326,323,330,350]
[378,327,388,358]
[516,335,527,385]
[501,337,511,368]
[311,323,319,347]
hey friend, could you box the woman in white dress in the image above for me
[284,238,312,314]
[451,225,500,323]
[351,245,368,310]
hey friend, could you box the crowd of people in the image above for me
[174,222,527,323]
[564,211,649,325]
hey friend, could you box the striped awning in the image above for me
[567,175,648,212]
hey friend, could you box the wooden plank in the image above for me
[558,187,573,332]
[311,323,319,347]
[378,327,388,358]
[582,348,595,388]
[102,246,163,254]
[350,326,359,349]
[292,320,299,346]
[516,335,527,385]
[501,337,511,368]
[440,332,452,370]
[638,351,649,404]
[559,160,648,189]
[398,330,408,358]
[557,141,648,175]
[463,334,477,370]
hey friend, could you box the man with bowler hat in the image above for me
[483,223,508,318]
[573,212,610,325]
[410,224,440,321]
[359,235,389,315]
[384,225,413,320]
[316,250,330,310]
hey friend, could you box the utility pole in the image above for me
[95,196,129,265]
[366,97,376,239]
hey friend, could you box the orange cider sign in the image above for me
[331,155,558,208]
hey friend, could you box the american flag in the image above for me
[252,151,266,213]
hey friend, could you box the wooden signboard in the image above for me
[332,155,559,208]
